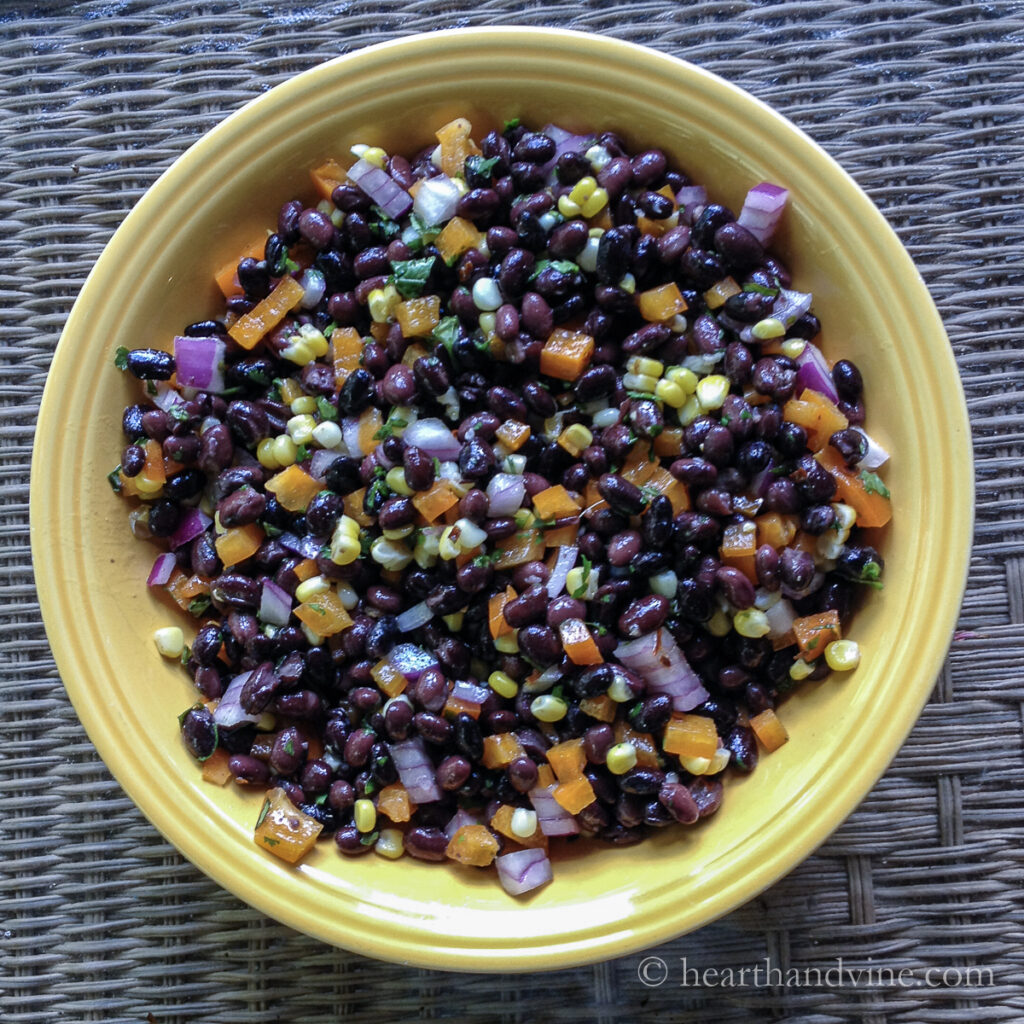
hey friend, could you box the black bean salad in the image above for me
[110,117,891,894]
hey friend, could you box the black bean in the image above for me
[196,424,233,475]
[298,207,335,249]
[830,428,868,467]
[692,203,735,249]
[383,698,414,742]
[518,624,562,666]
[229,754,270,786]
[618,595,670,638]
[458,437,495,480]
[755,545,780,591]
[596,157,633,200]
[365,616,398,659]
[146,500,179,538]
[802,504,836,534]
[622,322,670,355]
[701,425,734,467]
[180,706,218,760]
[832,359,863,400]
[405,826,449,862]
[629,399,663,439]
[630,149,667,187]
[598,473,646,516]
[435,754,471,791]
[631,695,672,733]
[503,585,548,628]
[338,368,376,415]
[334,824,371,855]
[714,221,764,268]
[658,782,699,824]
[779,548,816,592]
[412,666,447,712]
[125,348,175,381]
[670,457,717,489]
[723,726,758,773]
[497,248,535,299]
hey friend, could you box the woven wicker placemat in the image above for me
[3,2,1022,1021]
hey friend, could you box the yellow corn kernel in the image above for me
[580,187,609,218]
[290,395,317,415]
[438,526,460,561]
[385,466,414,497]
[270,435,297,467]
[297,323,329,357]
[134,474,164,496]
[488,671,519,699]
[734,609,770,638]
[330,532,361,566]
[286,414,316,445]
[443,611,465,632]
[789,658,815,681]
[623,372,659,394]
[558,422,594,458]
[511,808,538,838]
[336,581,358,610]
[629,356,664,378]
[530,695,567,722]
[281,339,315,366]
[154,626,184,659]
[278,378,304,404]
[825,639,861,672]
[369,536,413,571]
[568,176,598,205]
[360,146,387,169]
[751,317,785,340]
[679,755,712,775]
[381,524,415,541]
[338,514,360,539]
[781,338,808,360]
[557,195,582,219]
[707,607,732,637]
[606,742,637,775]
[368,284,399,323]
[375,828,404,859]
[654,378,687,408]
[665,366,699,393]
[354,798,377,833]
[494,631,520,654]
[678,394,702,426]
[256,439,280,469]
[696,374,730,411]
[294,575,330,604]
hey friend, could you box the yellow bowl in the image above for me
[31,28,972,970]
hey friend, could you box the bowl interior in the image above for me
[32,28,971,970]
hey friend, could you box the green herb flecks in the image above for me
[859,470,891,499]
[389,256,436,299]
[316,396,338,421]
[113,347,129,370]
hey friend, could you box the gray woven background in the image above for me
[3,1,1023,1021]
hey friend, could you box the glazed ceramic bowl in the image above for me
[31,28,971,970]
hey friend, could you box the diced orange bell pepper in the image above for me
[558,618,603,666]
[310,158,347,202]
[793,610,840,661]
[784,390,849,451]
[253,788,323,864]
[482,733,524,770]
[343,487,374,527]
[531,484,582,521]
[653,427,684,458]
[332,326,363,387]
[490,805,547,848]
[435,215,486,264]
[293,558,319,582]
[435,117,478,179]
[445,824,499,867]
[200,747,232,786]
[377,783,413,823]
[412,480,459,523]
[402,342,430,368]
[215,523,264,568]
[214,236,266,299]
[228,276,305,350]
[719,521,758,584]
[495,420,531,451]
[644,465,690,514]
[544,523,579,548]
[371,658,408,698]
[816,447,892,528]
[638,282,688,322]
[293,590,353,638]
[614,721,661,768]
[265,464,324,512]
[357,407,383,454]
[579,694,616,722]
[166,570,212,611]
[750,709,788,752]
[546,738,586,783]
[395,295,441,338]
[535,764,555,789]
[444,694,482,720]
[141,439,166,487]
[553,776,596,815]
[539,328,595,381]
[703,276,741,310]
[755,513,799,550]
[489,586,517,641]
[369,321,389,343]
[494,530,545,570]
[663,714,718,760]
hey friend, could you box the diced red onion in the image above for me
[795,342,839,403]
[259,580,292,627]
[396,600,433,633]
[738,181,789,245]
[444,807,483,840]
[496,848,553,897]
[854,427,890,470]
[450,679,489,707]
[309,448,340,481]
[764,597,796,640]
[546,544,578,599]
[529,785,580,837]
[412,174,461,226]
[340,417,364,459]
[403,417,462,460]
[147,552,177,586]
[539,124,594,182]
[213,671,260,729]
[152,382,187,414]
[168,508,211,551]
[486,472,526,517]
[298,268,326,310]
[174,336,226,393]
[675,185,707,224]
[614,629,709,712]
[389,643,438,682]
[388,737,441,804]
[347,158,413,220]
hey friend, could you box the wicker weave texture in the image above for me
[2,2,1023,1021]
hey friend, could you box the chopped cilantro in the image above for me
[113,346,129,370]
[179,644,191,665]
[256,798,271,828]
[283,737,295,757]
[262,837,280,847]
[281,256,299,273]
[806,637,820,650]
[362,778,377,796]
[640,484,662,503]
[169,404,189,422]
[627,390,657,401]
[359,830,379,845]
[314,792,328,806]
[472,551,501,568]
[322,322,336,338]
[465,154,500,180]
[530,517,556,530]
[531,258,579,280]
[145,380,157,396]
[571,555,593,599]
[740,409,753,421]
[369,206,401,241]
[316,396,338,421]
[859,470,891,499]
[373,410,409,440]
[854,560,884,590]
[358,529,374,556]
[430,315,461,353]
[432,456,442,476]
[309,603,324,614]
[107,466,122,493]
[390,256,436,299]
[720,415,730,427]
[188,595,211,617]
[503,117,521,132]
[743,282,778,297]
[262,522,282,538]
[295,444,309,463]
